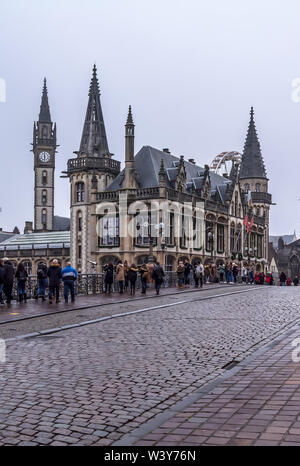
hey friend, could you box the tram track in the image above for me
[2,285,262,342]
[0,283,249,326]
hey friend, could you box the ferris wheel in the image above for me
[210,151,242,176]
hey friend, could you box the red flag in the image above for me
[249,216,254,233]
[243,214,249,233]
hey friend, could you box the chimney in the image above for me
[188,158,196,164]
[162,148,170,154]
[24,221,33,234]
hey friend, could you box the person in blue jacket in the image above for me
[61,262,78,303]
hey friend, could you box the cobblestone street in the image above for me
[0,287,300,445]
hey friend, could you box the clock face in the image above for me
[39,151,51,163]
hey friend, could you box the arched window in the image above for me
[255,183,261,192]
[244,183,250,192]
[42,171,47,185]
[42,190,47,205]
[76,182,85,203]
[235,192,238,217]
[42,209,47,229]
[42,125,48,139]
[230,224,235,252]
[77,211,82,232]
[236,224,242,252]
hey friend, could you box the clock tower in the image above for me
[32,78,57,232]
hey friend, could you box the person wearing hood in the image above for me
[177,261,185,289]
[127,263,139,295]
[116,261,125,294]
[36,262,48,301]
[15,262,28,303]
[47,259,62,304]
[61,262,78,304]
[152,261,165,295]
[3,258,14,304]
[104,262,114,294]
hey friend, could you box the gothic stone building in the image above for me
[272,237,300,280]
[65,66,272,274]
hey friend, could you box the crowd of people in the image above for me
[104,260,165,296]
[0,256,298,306]
[0,258,78,305]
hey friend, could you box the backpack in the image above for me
[195,265,203,278]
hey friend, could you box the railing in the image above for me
[253,215,266,227]
[251,192,272,204]
[10,272,217,299]
[96,191,119,201]
[205,200,228,214]
[67,157,121,175]
[166,189,194,203]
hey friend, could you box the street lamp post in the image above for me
[207,229,214,262]
[140,221,165,264]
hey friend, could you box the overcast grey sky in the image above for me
[0,0,300,235]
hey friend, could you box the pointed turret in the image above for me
[39,78,51,123]
[79,65,110,158]
[122,105,138,189]
[229,162,239,182]
[239,107,267,179]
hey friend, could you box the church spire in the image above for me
[239,107,267,180]
[122,105,138,189]
[79,65,110,158]
[39,78,51,123]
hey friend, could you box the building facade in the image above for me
[66,67,272,274]
[0,67,273,276]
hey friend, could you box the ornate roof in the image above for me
[239,107,267,180]
[78,65,110,157]
[39,78,51,123]
[107,146,231,202]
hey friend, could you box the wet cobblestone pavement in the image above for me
[0,286,299,445]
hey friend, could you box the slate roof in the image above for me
[0,231,15,244]
[269,233,297,249]
[39,78,51,123]
[78,65,110,157]
[53,216,70,231]
[107,146,231,200]
[239,108,267,180]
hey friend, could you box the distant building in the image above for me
[272,236,300,279]
[269,231,297,249]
